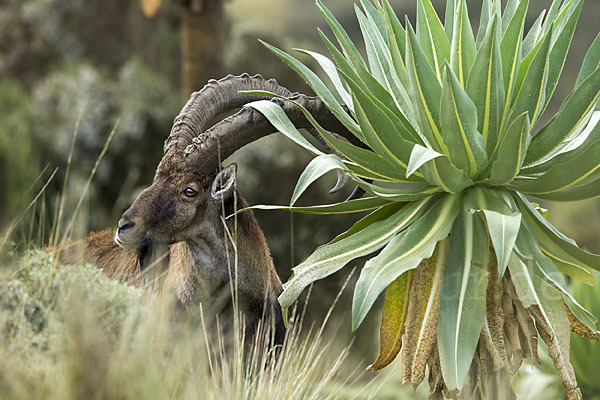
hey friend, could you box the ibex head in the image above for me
[115,159,237,251]
[114,73,358,253]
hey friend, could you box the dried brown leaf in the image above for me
[514,297,538,365]
[565,302,600,341]
[401,240,447,387]
[501,279,523,367]
[483,252,508,370]
[529,305,582,400]
[427,344,445,400]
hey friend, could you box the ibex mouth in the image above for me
[114,230,149,251]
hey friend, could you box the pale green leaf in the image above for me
[472,212,490,265]
[521,10,546,58]
[533,177,600,202]
[360,0,387,40]
[279,199,433,310]
[515,194,600,271]
[444,0,456,40]
[515,219,596,324]
[575,33,600,88]
[502,0,519,32]
[539,0,583,118]
[352,193,461,329]
[482,209,521,280]
[246,90,419,183]
[449,0,477,87]
[290,154,345,207]
[510,30,552,127]
[405,22,445,152]
[467,16,505,154]
[355,179,442,201]
[443,62,488,177]
[517,206,598,282]
[261,41,363,139]
[525,68,600,164]
[498,0,528,135]
[318,31,422,143]
[512,139,600,195]
[329,201,409,245]
[521,112,600,175]
[476,0,492,48]
[343,74,415,168]
[407,144,443,178]
[294,48,353,110]
[246,100,323,155]
[237,196,394,216]
[489,112,530,185]
[539,0,563,37]
[420,156,474,194]
[316,0,366,71]
[356,6,414,123]
[417,0,451,80]
[464,186,514,215]
[438,211,488,391]
[381,0,409,87]
[470,188,521,279]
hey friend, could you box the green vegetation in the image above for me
[2,0,600,398]
[0,251,403,400]
[246,0,600,398]
[0,80,38,224]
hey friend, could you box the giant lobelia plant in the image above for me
[242,0,600,398]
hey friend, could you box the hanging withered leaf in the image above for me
[140,0,162,18]
[401,239,448,387]
[530,305,582,400]
[367,270,413,371]
[565,302,600,341]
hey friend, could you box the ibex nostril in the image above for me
[118,219,135,234]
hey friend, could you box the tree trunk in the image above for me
[181,0,225,101]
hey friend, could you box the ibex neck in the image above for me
[166,192,281,312]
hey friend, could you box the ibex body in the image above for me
[78,74,359,345]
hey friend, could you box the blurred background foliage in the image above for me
[1,0,600,393]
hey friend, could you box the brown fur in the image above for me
[74,155,285,344]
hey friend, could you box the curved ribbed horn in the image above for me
[164,73,364,197]
[183,94,359,173]
[166,73,299,153]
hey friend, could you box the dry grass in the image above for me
[0,248,415,400]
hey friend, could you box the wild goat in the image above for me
[76,74,360,344]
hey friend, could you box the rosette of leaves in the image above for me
[243,0,600,398]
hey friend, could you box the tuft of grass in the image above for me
[0,250,411,400]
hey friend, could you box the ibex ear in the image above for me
[211,163,237,201]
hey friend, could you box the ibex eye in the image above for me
[183,187,197,198]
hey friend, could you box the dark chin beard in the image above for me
[136,237,152,271]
